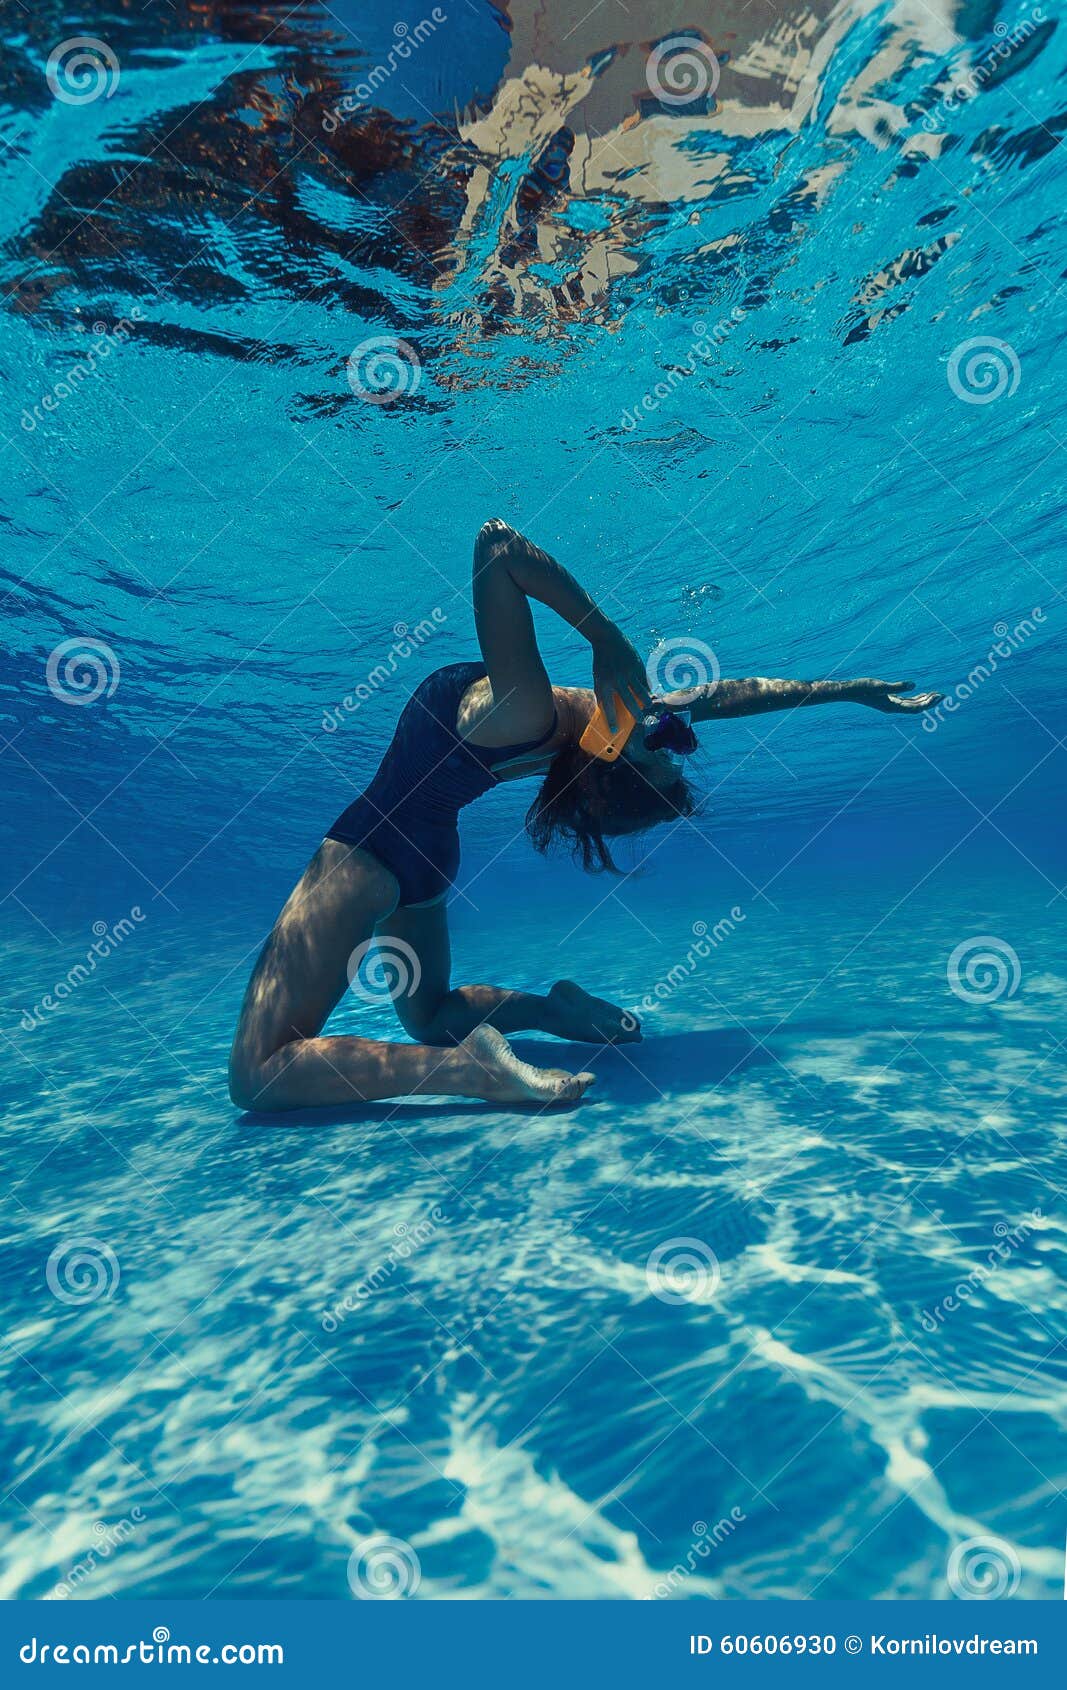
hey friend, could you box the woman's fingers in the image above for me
[622,662,652,715]
[893,690,942,711]
[599,685,618,733]
[592,629,652,729]
[619,681,646,719]
[597,670,648,730]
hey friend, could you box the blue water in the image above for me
[1,0,1065,1601]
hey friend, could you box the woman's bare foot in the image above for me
[455,1026,596,1105]
[545,979,642,1044]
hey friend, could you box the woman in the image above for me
[228,521,941,1112]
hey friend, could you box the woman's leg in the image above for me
[376,901,643,1046]
[227,842,596,1111]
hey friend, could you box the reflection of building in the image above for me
[439,0,962,321]
[6,0,969,346]
[472,1,963,165]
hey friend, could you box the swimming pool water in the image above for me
[1,0,1065,1600]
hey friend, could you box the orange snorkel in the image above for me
[579,697,699,763]
[578,695,639,762]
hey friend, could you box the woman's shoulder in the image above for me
[552,686,594,732]
[459,673,569,749]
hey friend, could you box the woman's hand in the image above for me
[591,625,652,730]
[849,678,944,713]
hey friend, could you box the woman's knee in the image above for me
[474,517,514,569]
[228,1057,258,1111]
[228,1037,267,1109]
[228,847,400,1107]
[228,1039,302,1110]
[392,994,452,1045]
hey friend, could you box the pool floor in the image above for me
[3,837,1064,1599]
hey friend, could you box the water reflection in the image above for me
[5,0,1052,344]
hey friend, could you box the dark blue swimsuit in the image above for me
[326,662,557,906]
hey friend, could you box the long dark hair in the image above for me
[526,743,696,873]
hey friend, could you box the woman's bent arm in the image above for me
[475,519,612,648]
[474,519,650,729]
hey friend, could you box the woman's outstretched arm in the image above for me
[675,677,943,720]
[473,519,651,731]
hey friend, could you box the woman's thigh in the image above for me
[231,841,399,1069]
[373,896,451,1037]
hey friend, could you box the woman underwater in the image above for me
[229,521,941,1112]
